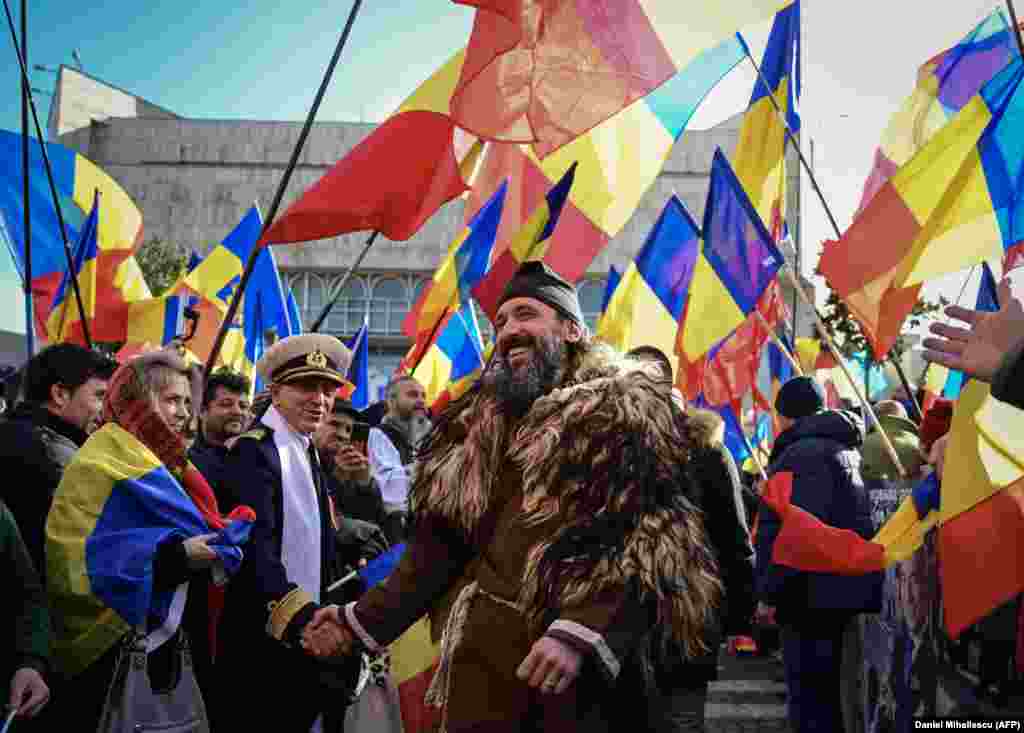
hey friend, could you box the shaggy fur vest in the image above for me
[410,342,722,658]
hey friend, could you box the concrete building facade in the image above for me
[49,65,814,401]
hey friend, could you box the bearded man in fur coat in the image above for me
[305,261,721,732]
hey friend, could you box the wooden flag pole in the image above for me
[309,230,379,333]
[204,0,365,380]
[742,42,924,422]
[754,310,803,375]
[2,0,92,348]
[782,266,907,478]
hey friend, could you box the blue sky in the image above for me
[0,0,1008,320]
[0,0,473,131]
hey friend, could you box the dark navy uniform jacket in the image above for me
[213,422,359,727]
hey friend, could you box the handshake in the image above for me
[300,605,355,658]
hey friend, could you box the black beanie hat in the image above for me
[775,376,826,419]
[496,261,584,326]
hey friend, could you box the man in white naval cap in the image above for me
[213,333,361,732]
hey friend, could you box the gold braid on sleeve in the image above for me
[266,587,315,641]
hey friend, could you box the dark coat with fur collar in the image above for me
[347,343,721,731]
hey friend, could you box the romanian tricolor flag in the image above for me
[46,191,99,344]
[467,35,746,317]
[451,0,789,157]
[856,9,1020,216]
[409,303,486,407]
[676,149,786,365]
[762,377,1024,637]
[344,318,370,409]
[595,195,700,377]
[261,49,481,244]
[472,163,577,318]
[733,1,801,240]
[0,129,150,342]
[820,55,1024,357]
[390,617,441,733]
[402,180,505,368]
[46,423,254,678]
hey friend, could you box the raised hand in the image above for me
[516,636,582,696]
[922,285,1024,383]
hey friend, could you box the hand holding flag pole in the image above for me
[203,0,365,379]
[737,31,922,423]
[2,0,92,348]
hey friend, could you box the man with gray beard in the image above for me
[368,375,431,542]
[304,261,721,732]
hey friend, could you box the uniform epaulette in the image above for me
[238,427,271,442]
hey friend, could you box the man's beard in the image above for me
[484,331,566,411]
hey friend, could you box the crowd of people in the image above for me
[3,260,1023,732]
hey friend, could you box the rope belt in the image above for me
[424,581,522,731]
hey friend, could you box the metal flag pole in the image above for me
[204,0,365,380]
[2,0,92,348]
[19,0,33,357]
[741,41,923,422]
[309,230,379,333]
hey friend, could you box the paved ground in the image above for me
[706,648,790,733]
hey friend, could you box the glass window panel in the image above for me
[368,301,387,334]
[374,278,405,301]
[307,276,325,312]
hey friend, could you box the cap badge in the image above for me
[306,350,328,369]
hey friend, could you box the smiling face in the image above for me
[202,386,251,446]
[270,376,338,435]
[153,372,192,436]
[487,297,582,409]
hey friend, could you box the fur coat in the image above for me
[410,341,722,658]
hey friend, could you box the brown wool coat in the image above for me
[347,344,721,731]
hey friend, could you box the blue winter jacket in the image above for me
[755,410,883,628]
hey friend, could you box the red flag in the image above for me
[261,112,469,244]
[939,477,1024,638]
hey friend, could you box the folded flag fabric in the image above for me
[856,8,1019,215]
[402,180,505,368]
[345,318,370,410]
[472,162,577,318]
[409,303,486,406]
[46,190,100,344]
[595,195,700,373]
[359,543,406,590]
[599,265,622,315]
[261,49,480,244]
[465,34,746,316]
[819,55,1024,357]
[46,423,254,678]
[0,129,150,341]
[733,0,801,240]
[450,0,788,157]
[676,149,786,364]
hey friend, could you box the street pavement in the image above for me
[706,647,790,733]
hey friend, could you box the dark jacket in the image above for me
[0,403,88,574]
[1,499,49,681]
[322,460,387,528]
[755,410,882,628]
[993,339,1024,410]
[188,433,232,507]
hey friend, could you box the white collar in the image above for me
[261,405,311,448]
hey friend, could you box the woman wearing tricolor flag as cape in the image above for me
[44,348,255,730]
